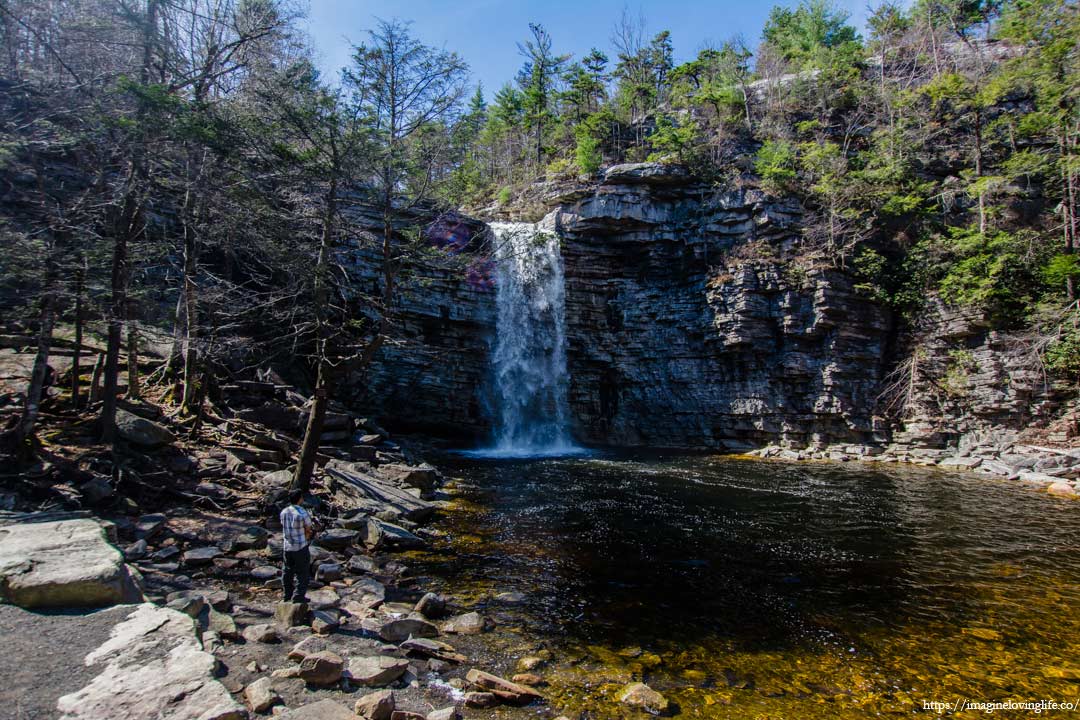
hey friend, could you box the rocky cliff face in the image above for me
[336,214,496,440]
[351,164,1071,450]
[549,164,891,448]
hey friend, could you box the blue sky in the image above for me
[304,0,875,98]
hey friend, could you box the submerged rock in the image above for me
[441,611,489,635]
[618,682,669,714]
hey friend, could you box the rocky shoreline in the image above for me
[747,439,1080,497]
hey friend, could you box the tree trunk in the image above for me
[292,367,327,494]
[10,274,56,448]
[100,188,136,442]
[71,262,84,409]
[89,352,105,404]
[126,298,140,399]
[292,179,338,493]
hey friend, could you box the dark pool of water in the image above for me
[411,452,1080,717]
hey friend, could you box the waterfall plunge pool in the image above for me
[403,451,1080,718]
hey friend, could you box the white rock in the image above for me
[0,518,143,608]
[56,603,246,720]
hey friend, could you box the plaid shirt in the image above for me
[280,504,313,552]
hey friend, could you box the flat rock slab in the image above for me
[56,603,246,720]
[0,518,143,608]
[0,604,131,720]
[279,699,356,719]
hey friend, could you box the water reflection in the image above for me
[413,452,1080,717]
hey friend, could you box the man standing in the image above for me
[280,489,313,603]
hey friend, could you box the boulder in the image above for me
[56,604,245,720]
[79,477,114,505]
[233,526,270,551]
[278,699,355,719]
[0,518,143,608]
[317,528,357,550]
[252,565,279,581]
[200,606,238,639]
[312,609,341,634]
[134,514,167,540]
[115,409,175,448]
[512,673,543,686]
[183,546,223,566]
[348,555,379,574]
[348,655,410,687]
[427,709,460,720]
[464,692,498,708]
[603,161,690,185]
[307,586,340,610]
[441,611,488,635]
[1047,481,1077,497]
[465,669,543,705]
[378,464,438,493]
[123,539,148,561]
[362,518,426,551]
[400,637,466,664]
[297,650,345,686]
[288,635,334,661]
[618,682,669,714]
[274,601,309,628]
[377,616,439,643]
[244,676,280,713]
[243,623,280,644]
[166,594,205,618]
[325,460,435,522]
[317,562,343,582]
[414,592,445,619]
[355,689,396,720]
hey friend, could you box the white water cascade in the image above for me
[478,220,581,457]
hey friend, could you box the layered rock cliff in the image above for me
[550,165,891,448]
[352,164,1072,451]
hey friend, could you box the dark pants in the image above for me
[282,545,310,603]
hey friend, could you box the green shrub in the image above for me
[755,140,797,193]
[574,131,602,176]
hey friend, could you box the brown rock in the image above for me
[297,651,344,686]
[511,673,543,686]
[244,677,280,713]
[354,689,395,720]
[464,691,498,708]
[413,592,446,619]
[426,709,459,720]
[347,655,410,687]
[465,669,544,705]
[243,624,280,644]
[377,617,439,643]
[274,602,309,628]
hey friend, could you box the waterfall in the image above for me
[477,220,581,457]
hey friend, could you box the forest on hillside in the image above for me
[0,0,1078,478]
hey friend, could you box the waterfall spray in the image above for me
[475,220,581,457]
